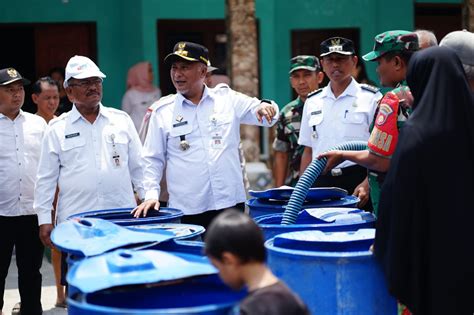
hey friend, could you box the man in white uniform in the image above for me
[299,37,381,209]
[34,55,145,248]
[133,41,279,228]
[0,68,45,315]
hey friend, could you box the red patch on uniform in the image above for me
[376,103,393,126]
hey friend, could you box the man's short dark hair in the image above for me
[381,50,414,66]
[205,209,266,263]
[32,76,60,95]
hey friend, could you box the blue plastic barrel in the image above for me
[254,207,376,240]
[126,223,205,241]
[51,219,205,273]
[69,207,183,226]
[266,229,397,314]
[67,249,245,314]
[247,195,359,218]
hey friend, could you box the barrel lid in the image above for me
[249,186,348,201]
[126,223,205,239]
[247,195,359,208]
[51,218,175,257]
[67,249,216,293]
[68,207,183,223]
[296,207,366,224]
[272,229,375,252]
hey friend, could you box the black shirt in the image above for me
[238,281,310,315]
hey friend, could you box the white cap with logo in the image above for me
[64,55,106,88]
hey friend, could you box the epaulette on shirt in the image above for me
[360,83,380,94]
[215,83,230,89]
[150,94,175,112]
[212,83,231,96]
[48,112,68,126]
[306,88,323,99]
[108,107,130,116]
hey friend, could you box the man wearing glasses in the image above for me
[34,56,145,249]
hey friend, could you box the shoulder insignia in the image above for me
[49,113,67,125]
[108,107,128,115]
[215,83,230,89]
[307,88,323,99]
[360,83,380,94]
[150,94,175,112]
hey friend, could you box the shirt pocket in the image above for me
[210,114,233,131]
[210,114,236,147]
[342,111,368,139]
[308,109,324,138]
[60,136,86,162]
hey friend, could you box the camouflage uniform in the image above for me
[367,84,412,212]
[273,97,305,186]
[273,55,320,187]
[363,30,419,215]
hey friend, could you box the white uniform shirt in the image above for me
[299,78,381,168]
[34,104,145,224]
[142,84,279,215]
[121,88,161,131]
[0,111,46,216]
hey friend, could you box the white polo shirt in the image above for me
[0,111,47,216]
[34,104,145,224]
[142,84,279,215]
[299,78,381,168]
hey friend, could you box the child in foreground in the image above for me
[204,209,310,315]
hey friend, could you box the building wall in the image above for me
[0,0,136,107]
[0,0,463,108]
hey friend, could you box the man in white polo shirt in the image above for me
[0,68,45,315]
[34,56,145,248]
[133,41,279,229]
[299,37,381,209]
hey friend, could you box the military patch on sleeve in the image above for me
[307,88,323,99]
[360,83,380,94]
[376,103,394,126]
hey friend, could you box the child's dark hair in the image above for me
[204,209,266,263]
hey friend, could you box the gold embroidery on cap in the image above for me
[7,68,18,78]
[331,38,341,46]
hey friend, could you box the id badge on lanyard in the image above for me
[110,134,121,168]
[210,114,224,150]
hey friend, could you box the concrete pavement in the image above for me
[3,254,66,315]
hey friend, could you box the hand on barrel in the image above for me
[131,199,160,218]
[353,178,369,208]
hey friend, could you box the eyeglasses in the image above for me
[68,78,103,88]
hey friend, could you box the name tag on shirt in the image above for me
[311,110,322,116]
[65,132,80,139]
[173,121,188,128]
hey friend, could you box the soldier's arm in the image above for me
[319,149,390,173]
[273,151,289,187]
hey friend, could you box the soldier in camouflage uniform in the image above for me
[272,55,324,186]
[319,30,419,215]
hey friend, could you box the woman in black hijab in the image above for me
[374,46,474,315]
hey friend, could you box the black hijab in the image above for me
[374,47,474,315]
